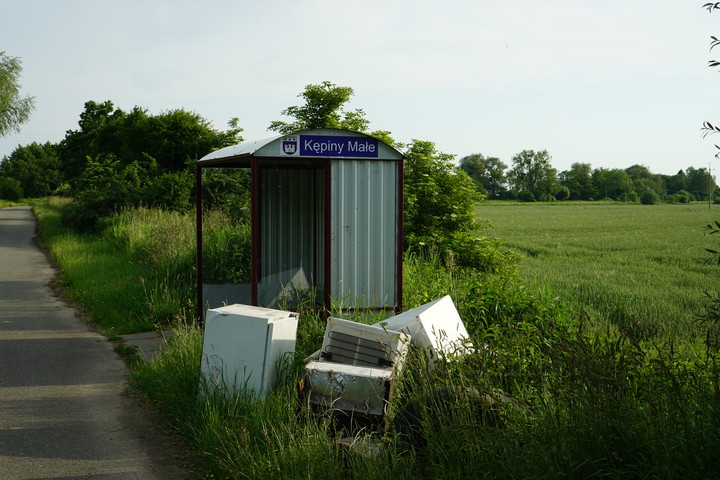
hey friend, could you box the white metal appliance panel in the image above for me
[375,295,473,361]
[200,304,298,398]
[301,360,393,417]
[321,317,410,369]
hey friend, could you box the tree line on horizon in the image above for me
[459,151,719,204]
[1,79,718,218]
[0,83,508,271]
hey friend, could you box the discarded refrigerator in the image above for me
[320,317,410,370]
[299,317,410,430]
[374,295,473,362]
[201,304,298,398]
[300,361,395,422]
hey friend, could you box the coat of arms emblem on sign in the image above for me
[282,137,298,155]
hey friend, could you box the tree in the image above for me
[58,100,242,182]
[268,81,399,150]
[0,176,23,201]
[55,100,242,230]
[639,189,661,205]
[625,164,666,199]
[685,166,717,200]
[459,153,507,198]
[664,169,688,196]
[507,150,559,201]
[559,162,595,200]
[703,3,720,167]
[0,52,35,138]
[0,142,62,197]
[591,168,634,200]
[269,81,370,134]
[59,100,131,180]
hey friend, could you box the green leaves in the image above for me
[704,221,720,264]
[0,51,35,138]
[268,81,368,134]
[507,149,560,201]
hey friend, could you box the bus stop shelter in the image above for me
[195,128,404,319]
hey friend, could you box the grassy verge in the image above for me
[33,199,720,478]
[34,198,195,334]
[0,197,47,208]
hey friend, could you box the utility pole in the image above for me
[710,162,715,210]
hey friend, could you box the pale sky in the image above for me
[2,0,719,176]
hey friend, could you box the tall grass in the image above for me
[129,252,720,478]
[34,199,720,478]
[0,198,47,208]
[34,198,197,333]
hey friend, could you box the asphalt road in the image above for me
[0,206,188,480]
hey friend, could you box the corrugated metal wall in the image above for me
[259,167,324,305]
[331,160,398,308]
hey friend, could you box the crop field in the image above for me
[476,202,720,340]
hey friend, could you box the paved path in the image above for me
[0,206,188,480]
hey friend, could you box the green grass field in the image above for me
[477,202,720,340]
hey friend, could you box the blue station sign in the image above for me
[282,135,379,158]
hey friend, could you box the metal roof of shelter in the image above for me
[197,128,404,166]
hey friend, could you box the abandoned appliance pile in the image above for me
[200,295,473,435]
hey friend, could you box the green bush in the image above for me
[640,189,660,205]
[517,190,536,202]
[0,176,23,201]
[201,168,251,223]
[61,156,142,232]
[677,190,695,203]
[619,191,640,203]
[555,186,571,200]
[403,139,517,270]
[145,170,193,212]
[61,155,195,232]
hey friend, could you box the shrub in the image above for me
[61,154,195,232]
[61,155,143,232]
[555,186,571,200]
[145,170,193,212]
[201,168,251,223]
[619,191,640,203]
[0,176,23,201]
[403,139,512,269]
[639,189,660,205]
[676,190,695,203]
[517,190,536,202]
